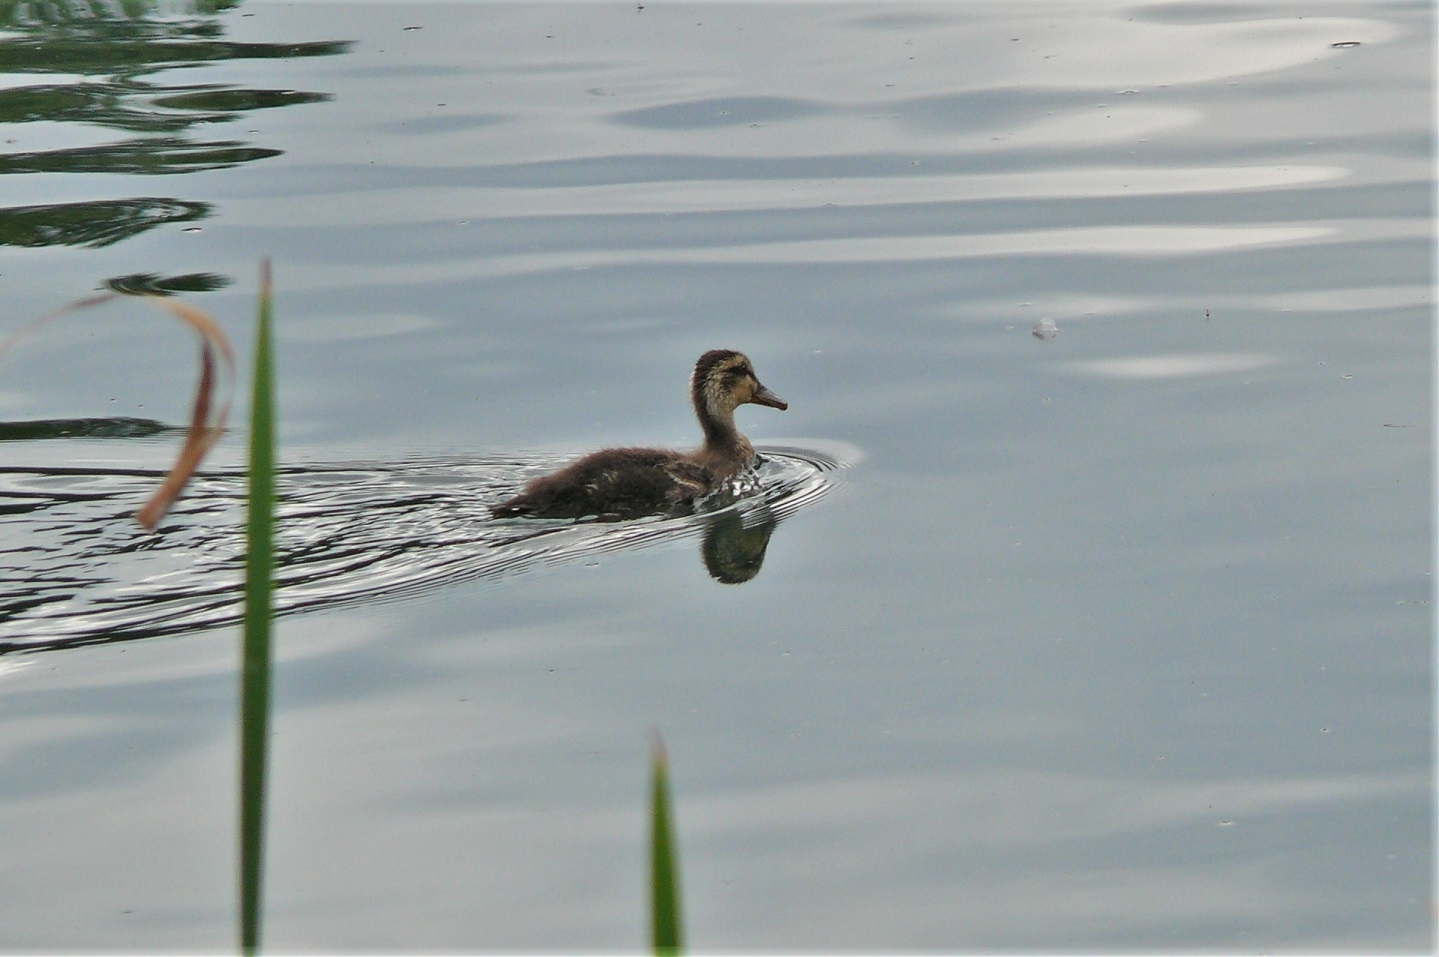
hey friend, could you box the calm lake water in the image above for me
[0,0,1431,950]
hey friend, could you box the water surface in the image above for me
[0,1,1430,950]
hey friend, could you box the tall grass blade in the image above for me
[649,733,684,956]
[239,260,276,956]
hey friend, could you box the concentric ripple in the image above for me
[0,441,855,654]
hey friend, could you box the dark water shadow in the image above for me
[0,0,350,258]
[0,435,854,656]
[103,272,233,296]
[0,417,180,441]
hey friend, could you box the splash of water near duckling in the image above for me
[0,426,855,654]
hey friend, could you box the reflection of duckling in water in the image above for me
[491,349,788,520]
[700,508,778,584]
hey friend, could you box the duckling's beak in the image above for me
[750,383,788,411]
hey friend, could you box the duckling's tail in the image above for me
[489,498,533,518]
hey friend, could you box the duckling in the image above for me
[491,349,787,520]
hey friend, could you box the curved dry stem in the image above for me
[0,290,236,530]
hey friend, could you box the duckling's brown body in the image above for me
[492,350,787,520]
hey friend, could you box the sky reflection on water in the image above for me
[0,1,1430,951]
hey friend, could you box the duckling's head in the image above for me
[691,350,788,422]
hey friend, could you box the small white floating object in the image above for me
[1032,318,1060,341]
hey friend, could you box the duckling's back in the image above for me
[490,448,711,520]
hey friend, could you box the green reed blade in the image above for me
[649,734,684,956]
[239,260,276,956]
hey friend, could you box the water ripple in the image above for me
[0,442,855,654]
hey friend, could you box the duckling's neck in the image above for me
[699,405,737,446]
[696,405,754,464]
